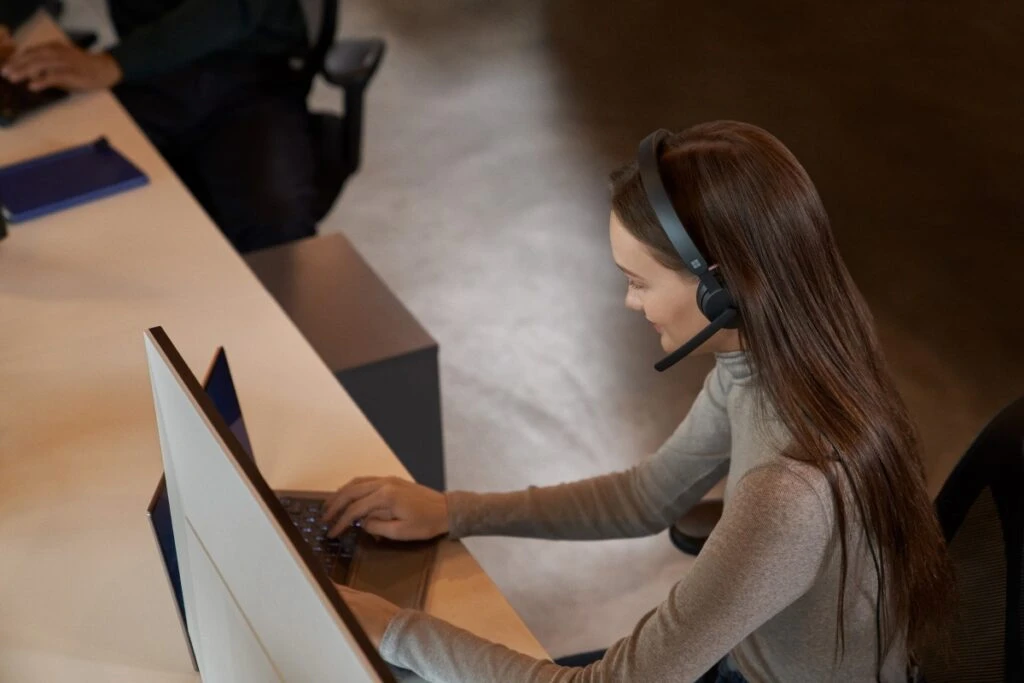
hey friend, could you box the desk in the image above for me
[0,14,546,681]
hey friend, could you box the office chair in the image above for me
[302,0,385,221]
[45,0,381,222]
[669,499,723,556]
[917,394,1024,682]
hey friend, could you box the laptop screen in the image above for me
[204,349,254,459]
[147,347,252,669]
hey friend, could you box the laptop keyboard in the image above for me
[0,76,66,126]
[278,496,359,576]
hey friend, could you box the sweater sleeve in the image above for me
[108,0,277,82]
[379,464,832,683]
[444,366,733,540]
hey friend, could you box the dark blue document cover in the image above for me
[0,137,148,223]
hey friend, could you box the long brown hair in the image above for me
[610,121,954,659]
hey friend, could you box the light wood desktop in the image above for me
[0,14,546,682]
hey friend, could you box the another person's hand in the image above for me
[1,41,122,91]
[321,476,448,541]
[337,585,400,648]
[0,26,15,63]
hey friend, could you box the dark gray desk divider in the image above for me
[245,234,445,492]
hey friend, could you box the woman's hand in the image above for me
[337,585,400,648]
[320,476,449,541]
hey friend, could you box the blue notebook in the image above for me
[0,137,148,223]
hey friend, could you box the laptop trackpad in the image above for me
[347,534,438,611]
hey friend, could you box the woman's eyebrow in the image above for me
[615,264,644,279]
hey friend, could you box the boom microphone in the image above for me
[654,308,738,372]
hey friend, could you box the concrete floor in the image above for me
[65,0,1024,658]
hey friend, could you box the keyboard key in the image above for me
[277,496,354,575]
[340,531,358,557]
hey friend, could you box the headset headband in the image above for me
[636,130,711,277]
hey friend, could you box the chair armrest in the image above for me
[322,38,385,90]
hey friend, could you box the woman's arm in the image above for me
[446,367,734,540]
[380,464,831,682]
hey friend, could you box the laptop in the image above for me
[146,346,437,671]
[0,72,67,127]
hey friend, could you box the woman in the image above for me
[322,121,954,682]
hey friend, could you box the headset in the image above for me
[636,129,740,372]
[636,129,885,681]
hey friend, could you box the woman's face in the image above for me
[609,211,738,355]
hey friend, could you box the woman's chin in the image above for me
[659,333,714,357]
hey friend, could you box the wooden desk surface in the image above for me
[0,14,546,681]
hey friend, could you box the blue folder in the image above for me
[0,137,148,223]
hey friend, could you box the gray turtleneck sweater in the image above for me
[378,352,908,682]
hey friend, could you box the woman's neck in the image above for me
[714,328,743,353]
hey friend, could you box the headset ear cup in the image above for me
[697,273,739,328]
[699,285,727,320]
[696,280,711,318]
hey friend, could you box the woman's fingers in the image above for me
[320,477,385,523]
[327,487,393,538]
[360,518,405,539]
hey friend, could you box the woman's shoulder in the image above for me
[721,463,836,572]
[735,459,836,528]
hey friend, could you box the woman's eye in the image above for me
[628,279,643,290]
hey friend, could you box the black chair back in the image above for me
[299,0,340,92]
[301,0,385,221]
[919,394,1024,682]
